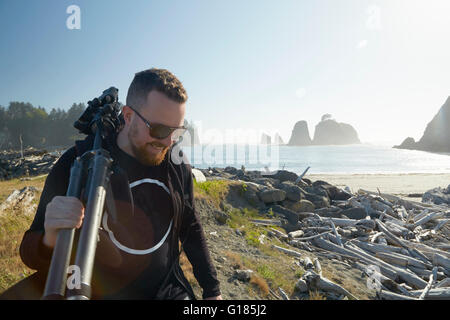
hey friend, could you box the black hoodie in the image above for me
[19,134,221,299]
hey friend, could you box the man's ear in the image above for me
[121,105,134,125]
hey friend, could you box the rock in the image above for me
[192,168,207,182]
[341,207,368,220]
[295,279,309,293]
[302,192,330,209]
[278,182,302,201]
[395,96,450,153]
[224,166,238,174]
[312,181,352,201]
[258,189,286,204]
[285,199,315,213]
[287,120,312,146]
[312,117,361,145]
[234,269,254,282]
[270,205,300,225]
[213,210,230,225]
[263,170,298,183]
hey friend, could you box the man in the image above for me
[1,68,222,300]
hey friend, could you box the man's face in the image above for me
[126,90,185,166]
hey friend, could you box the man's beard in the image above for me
[128,127,169,166]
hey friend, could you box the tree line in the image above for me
[0,101,198,151]
[0,102,86,150]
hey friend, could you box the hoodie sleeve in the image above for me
[179,165,221,299]
[19,147,77,272]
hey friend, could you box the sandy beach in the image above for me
[307,173,450,197]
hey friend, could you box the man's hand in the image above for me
[42,196,85,248]
[204,295,223,300]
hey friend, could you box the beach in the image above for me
[307,173,450,197]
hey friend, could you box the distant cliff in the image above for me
[394,96,450,153]
[287,121,312,146]
[288,116,360,146]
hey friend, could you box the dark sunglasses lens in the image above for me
[149,125,186,141]
[149,125,172,139]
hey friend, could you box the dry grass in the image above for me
[309,290,327,300]
[179,250,200,291]
[0,175,47,294]
[249,274,269,297]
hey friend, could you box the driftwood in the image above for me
[378,290,417,300]
[278,287,290,300]
[272,245,302,258]
[288,230,305,239]
[376,219,450,258]
[408,287,450,300]
[328,219,343,247]
[268,228,289,240]
[250,219,282,227]
[435,278,450,288]
[302,256,314,270]
[418,267,438,300]
[313,258,322,276]
[345,243,428,289]
[313,237,399,282]
[303,271,358,300]
[432,253,450,270]
[290,231,332,242]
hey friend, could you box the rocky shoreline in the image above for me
[193,166,450,299]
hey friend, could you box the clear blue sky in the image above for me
[1,0,449,145]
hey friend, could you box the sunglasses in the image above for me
[128,106,187,141]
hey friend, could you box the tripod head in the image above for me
[74,87,123,139]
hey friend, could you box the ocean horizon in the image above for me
[180,143,450,175]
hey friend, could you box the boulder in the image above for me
[284,199,315,213]
[263,170,298,183]
[258,189,286,204]
[341,207,368,220]
[278,182,302,201]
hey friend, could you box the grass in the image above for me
[0,175,46,293]
[193,180,229,207]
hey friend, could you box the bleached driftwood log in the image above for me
[345,243,428,289]
[290,231,332,242]
[432,253,450,270]
[313,258,322,276]
[269,227,288,240]
[352,239,407,255]
[250,219,283,227]
[303,271,358,300]
[302,256,314,270]
[278,287,290,300]
[288,230,305,239]
[408,287,450,300]
[313,237,399,282]
[418,267,438,300]
[272,245,302,258]
[376,219,450,259]
[435,278,450,288]
[328,219,343,247]
[378,290,417,300]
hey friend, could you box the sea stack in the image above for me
[288,120,312,146]
[312,115,361,145]
[395,96,450,153]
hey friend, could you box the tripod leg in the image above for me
[42,157,85,300]
[66,150,112,300]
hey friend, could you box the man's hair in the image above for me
[126,68,188,110]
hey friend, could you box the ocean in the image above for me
[179,144,450,175]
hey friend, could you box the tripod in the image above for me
[42,87,124,300]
